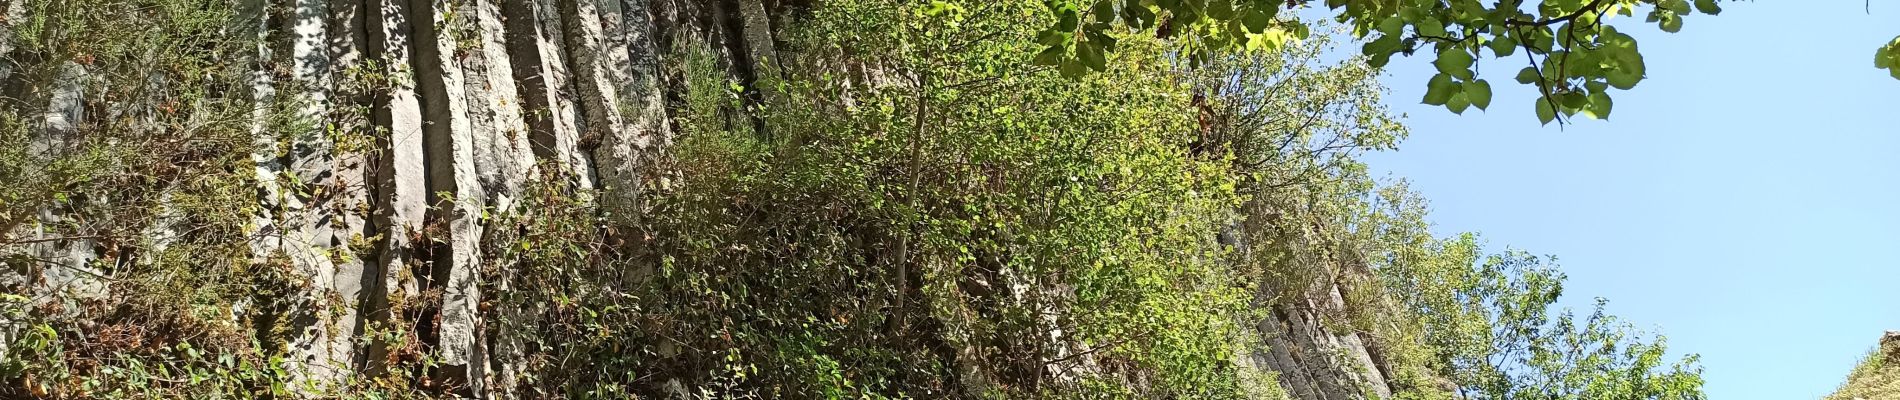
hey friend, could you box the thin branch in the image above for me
[1503,0,1612,28]
[3,234,110,245]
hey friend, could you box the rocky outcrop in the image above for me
[226,0,725,395]
[1252,282,1393,400]
[1229,204,1399,400]
[0,1,1412,398]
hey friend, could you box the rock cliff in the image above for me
[0,0,1403,398]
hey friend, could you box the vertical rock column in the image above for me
[0,0,23,80]
[243,6,339,375]
[592,0,670,226]
[328,0,377,378]
[558,0,630,212]
[411,0,490,394]
[364,0,429,374]
[462,0,536,210]
[243,0,286,279]
[502,0,594,187]
[279,0,375,385]
[458,0,536,390]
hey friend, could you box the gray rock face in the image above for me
[1251,283,1392,400]
[505,0,595,188]
[27,63,105,306]
[413,0,491,393]
[1228,206,1397,400]
[364,0,430,376]
[0,3,1408,399]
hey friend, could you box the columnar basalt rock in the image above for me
[504,0,595,188]
[326,0,377,376]
[0,2,1419,398]
[413,0,491,393]
[598,0,672,228]
[364,0,430,375]
[461,0,537,210]
[1232,205,1397,400]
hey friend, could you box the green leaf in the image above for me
[1369,51,1393,68]
[1530,27,1555,52]
[1059,57,1088,78]
[1464,79,1492,110]
[1447,91,1471,114]
[1694,0,1721,15]
[1434,49,1474,80]
[1376,16,1405,36]
[1585,80,1607,93]
[1658,13,1682,33]
[1606,68,1640,90]
[1032,46,1064,66]
[1208,0,1235,20]
[1363,34,1401,57]
[1489,36,1517,57]
[1535,98,1556,125]
[1415,20,1446,38]
[1515,67,1541,85]
[1093,0,1117,22]
[1399,7,1426,23]
[1422,73,1457,106]
[1583,91,1613,119]
[1123,0,1156,29]
[1036,29,1069,46]
[1241,9,1274,33]
[1664,0,1692,14]
[1077,41,1108,72]
[1560,91,1588,109]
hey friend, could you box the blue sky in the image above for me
[1362,2,1900,399]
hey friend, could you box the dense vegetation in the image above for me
[0,0,1716,398]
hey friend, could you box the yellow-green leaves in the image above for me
[1582,91,1613,119]
[1647,0,1692,33]
[1425,49,1491,114]
[1879,37,1900,80]
[1424,74,1493,114]
[1516,67,1542,85]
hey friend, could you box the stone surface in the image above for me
[561,0,634,223]
[364,0,430,374]
[413,0,490,393]
[504,0,595,188]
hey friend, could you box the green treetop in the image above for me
[1030,0,1900,125]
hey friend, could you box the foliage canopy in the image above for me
[0,0,1709,398]
[1032,0,1899,124]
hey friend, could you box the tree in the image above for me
[1369,221,1706,399]
[1031,0,1895,124]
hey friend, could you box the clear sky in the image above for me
[1361,2,1900,399]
